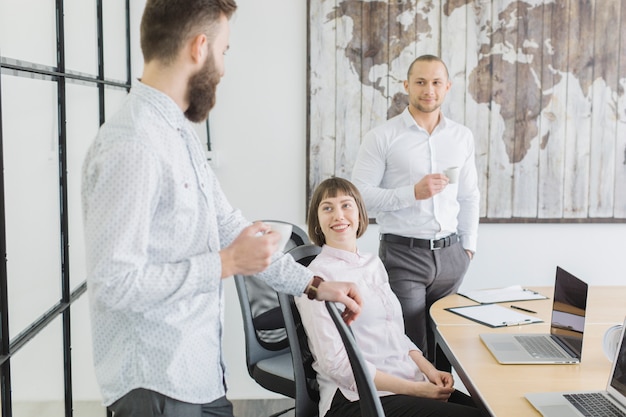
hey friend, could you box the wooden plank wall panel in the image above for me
[563,0,593,218]
[441,2,467,126]
[309,0,337,193]
[360,2,389,140]
[415,0,440,58]
[387,0,417,120]
[512,0,542,218]
[335,1,362,179]
[588,0,620,217]
[616,0,626,219]
[486,0,514,218]
[465,1,492,218]
[538,0,569,218]
[308,0,626,222]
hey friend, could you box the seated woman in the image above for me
[295,177,481,417]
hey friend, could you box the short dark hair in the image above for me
[140,0,237,64]
[407,54,449,80]
[307,177,368,247]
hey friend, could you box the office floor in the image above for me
[11,370,464,417]
[233,399,295,417]
[12,401,107,417]
[11,399,295,417]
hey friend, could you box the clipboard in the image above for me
[458,285,548,304]
[445,304,543,328]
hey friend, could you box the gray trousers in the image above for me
[379,238,471,360]
[108,389,234,417]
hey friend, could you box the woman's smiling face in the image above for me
[317,193,359,252]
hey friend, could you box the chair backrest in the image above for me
[275,244,323,417]
[234,222,310,375]
[238,222,311,353]
[234,274,289,376]
[325,301,386,417]
[286,244,322,269]
[278,291,320,417]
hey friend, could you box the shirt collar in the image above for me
[400,106,448,132]
[321,244,364,264]
[131,80,189,131]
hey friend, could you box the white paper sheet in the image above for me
[446,304,543,327]
[458,285,548,304]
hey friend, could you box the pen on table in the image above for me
[502,319,533,326]
[510,305,537,314]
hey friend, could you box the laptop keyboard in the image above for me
[565,393,626,417]
[515,335,570,358]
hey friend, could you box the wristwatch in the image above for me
[306,276,324,300]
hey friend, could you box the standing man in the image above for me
[81,1,361,416]
[351,55,479,360]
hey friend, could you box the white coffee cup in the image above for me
[603,324,623,361]
[264,221,293,253]
[444,166,460,184]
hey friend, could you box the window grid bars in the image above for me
[0,1,132,416]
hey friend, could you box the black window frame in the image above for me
[0,2,131,416]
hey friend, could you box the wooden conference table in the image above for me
[429,286,626,417]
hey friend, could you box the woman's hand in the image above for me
[409,380,455,401]
[424,369,454,389]
[410,349,454,389]
[374,368,454,401]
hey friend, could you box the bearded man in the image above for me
[81,1,362,416]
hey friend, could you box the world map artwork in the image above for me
[308,0,626,221]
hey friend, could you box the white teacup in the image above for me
[264,221,293,253]
[444,166,460,184]
[603,324,623,361]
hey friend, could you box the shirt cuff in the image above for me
[459,235,477,253]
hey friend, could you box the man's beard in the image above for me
[414,99,441,114]
[185,54,221,123]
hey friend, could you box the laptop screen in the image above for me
[549,267,588,357]
[609,323,626,398]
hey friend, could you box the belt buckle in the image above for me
[430,239,441,250]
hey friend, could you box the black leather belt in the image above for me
[380,233,458,250]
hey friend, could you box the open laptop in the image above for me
[525,317,626,417]
[480,266,588,364]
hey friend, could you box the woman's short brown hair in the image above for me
[307,177,369,246]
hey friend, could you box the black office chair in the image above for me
[234,222,310,415]
[237,221,310,350]
[286,244,322,269]
[235,274,294,397]
[243,221,310,349]
[276,244,323,416]
[326,301,386,417]
[277,289,320,417]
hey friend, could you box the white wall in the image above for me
[3,0,625,404]
[211,0,309,399]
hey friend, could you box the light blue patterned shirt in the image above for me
[82,81,313,405]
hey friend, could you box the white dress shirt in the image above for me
[82,81,312,405]
[351,107,480,252]
[295,245,426,417]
